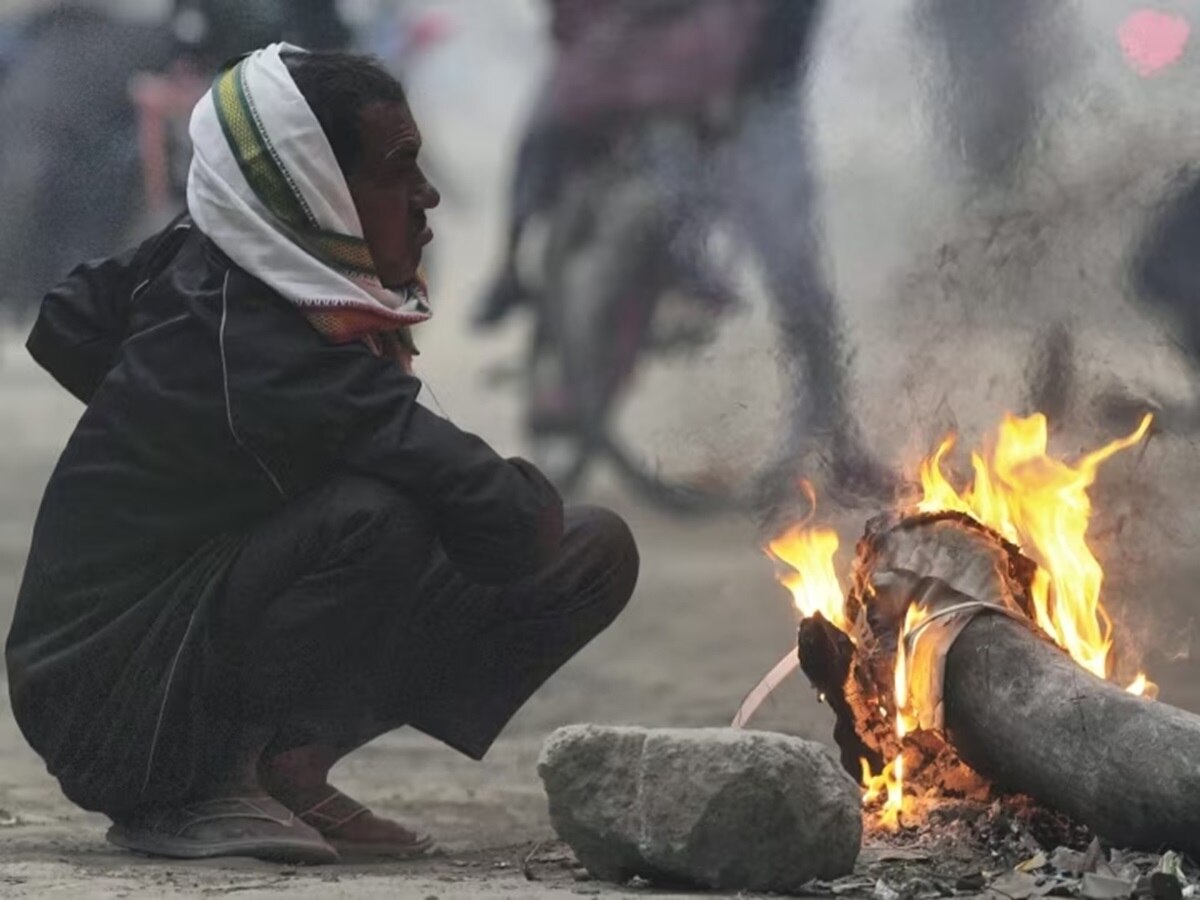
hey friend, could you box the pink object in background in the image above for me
[408,11,456,53]
[1118,9,1191,77]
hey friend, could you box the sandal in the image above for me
[107,795,338,864]
[298,788,437,860]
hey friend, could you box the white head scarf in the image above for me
[186,43,431,343]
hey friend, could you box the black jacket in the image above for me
[8,216,563,812]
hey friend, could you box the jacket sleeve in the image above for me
[26,217,191,403]
[346,403,565,585]
[223,289,564,585]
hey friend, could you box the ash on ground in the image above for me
[806,796,1197,900]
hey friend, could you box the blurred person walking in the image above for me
[478,0,895,517]
[920,0,1080,425]
[0,1,172,318]
[0,0,353,321]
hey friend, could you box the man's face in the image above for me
[346,100,440,291]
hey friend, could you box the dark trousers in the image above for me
[1137,171,1200,369]
[720,94,849,448]
[923,0,1049,186]
[209,475,638,763]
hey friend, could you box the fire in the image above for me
[1126,672,1159,699]
[916,412,1153,687]
[768,413,1155,826]
[861,756,905,830]
[894,602,928,739]
[879,603,930,825]
[767,527,846,632]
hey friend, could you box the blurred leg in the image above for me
[922,0,1053,187]
[724,94,895,517]
[730,97,848,439]
[1136,172,1200,372]
[476,102,599,328]
[1097,172,1200,433]
[1023,319,1076,427]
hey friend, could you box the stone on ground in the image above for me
[537,725,861,894]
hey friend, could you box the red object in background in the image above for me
[129,61,209,213]
[546,0,768,125]
[407,10,455,54]
[1119,9,1191,77]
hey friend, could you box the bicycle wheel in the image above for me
[523,169,605,495]
[535,150,760,516]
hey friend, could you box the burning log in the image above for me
[798,612,877,777]
[744,412,1193,847]
[945,612,1200,854]
[804,509,1200,856]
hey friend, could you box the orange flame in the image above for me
[894,603,928,739]
[861,756,905,830]
[767,526,846,632]
[916,413,1153,687]
[881,602,931,824]
[1126,672,1159,699]
[773,413,1154,822]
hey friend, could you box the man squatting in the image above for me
[6,45,639,863]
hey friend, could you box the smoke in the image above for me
[584,0,1200,692]
[806,0,1200,699]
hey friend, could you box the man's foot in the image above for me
[260,748,436,860]
[294,787,437,860]
[106,795,338,864]
[473,268,525,330]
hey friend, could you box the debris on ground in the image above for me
[797,797,1200,899]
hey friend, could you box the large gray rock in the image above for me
[538,725,861,893]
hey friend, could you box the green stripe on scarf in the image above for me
[212,63,378,278]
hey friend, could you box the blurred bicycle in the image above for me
[523,119,745,514]
[484,0,896,517]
